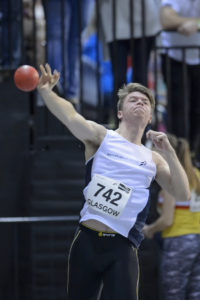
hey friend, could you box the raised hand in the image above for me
[37,63,60,91]
[146,130,172,153]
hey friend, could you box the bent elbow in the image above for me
[183,186,191,201]
[172,186,190,202]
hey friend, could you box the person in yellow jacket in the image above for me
[143,134,200,300]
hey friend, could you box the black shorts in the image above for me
[67,224,139,300]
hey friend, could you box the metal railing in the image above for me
[0,215,79,300]
[1,0,200,136]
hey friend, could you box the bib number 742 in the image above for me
[94,183,122,206]
[86,174,132,218]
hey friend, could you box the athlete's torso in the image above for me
[80,130,156,244]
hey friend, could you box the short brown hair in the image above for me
[117,82,155,111]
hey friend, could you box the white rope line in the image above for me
[0,216,79,223]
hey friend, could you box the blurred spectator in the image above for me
[99,0,161,86]
[143,134,200,300]
[81,32,113,123]
[42,0,94,104]
[84,0,161,124]
[23,0,45,66]
[0,0,22,69]
[160,0,200,151]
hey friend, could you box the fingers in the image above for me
[146,130,172,153]
[39,64,47,76]
[146,130,166,140]
[146,129,157,137]
[53,69,60,79]
[39,64,59,84]
[146,130,169,149]
[38,64,60,91]
[39,63,58,77]
[45,63,52,76]
[146,130,161,140]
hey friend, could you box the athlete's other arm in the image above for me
[147,130,190,202]
[142,190,175,239]
[37,64,106,148]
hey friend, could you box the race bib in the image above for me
[86,174,132,218]
[190,190,200,212]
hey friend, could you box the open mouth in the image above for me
[135,106,144,111]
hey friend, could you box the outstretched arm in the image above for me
[37,64,106,145]
[147,130,190,202]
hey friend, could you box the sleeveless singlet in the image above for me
[80,130,156,247]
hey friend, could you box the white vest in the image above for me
[80,130,156,243]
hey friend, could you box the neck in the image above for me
[116,121,145,145]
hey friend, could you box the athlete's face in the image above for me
[117,91,152,125]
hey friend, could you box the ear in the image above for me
[148,114,152,124]
[117,110,123,120]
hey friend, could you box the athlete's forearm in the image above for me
[39,87,106,144]
[163,149,190,201]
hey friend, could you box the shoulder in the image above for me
[84,124,107,161]
[84,121,107,145]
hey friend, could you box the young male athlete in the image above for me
[37,64,190,300]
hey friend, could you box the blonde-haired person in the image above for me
[38,64,189,300]
[143,134,200,300]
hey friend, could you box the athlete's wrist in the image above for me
[159,145,176,160]
[38,86,54,96]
